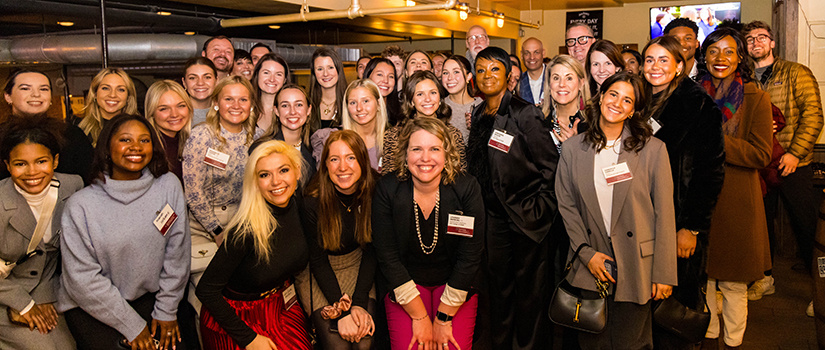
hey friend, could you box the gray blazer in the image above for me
[556,132,677,304]
[0,173,83,311]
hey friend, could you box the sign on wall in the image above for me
[566,10,604,39]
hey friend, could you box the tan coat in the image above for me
[707,82,773,282]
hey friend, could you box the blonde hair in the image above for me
[144,80,192,158]
[205,76,259,150]
[227,140,305,263]
[341,79,388,157]
[541,55,591,117]
[79,68,139,145]
[395,117,461,185]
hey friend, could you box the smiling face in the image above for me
[411,79,441,118]
[5,142,57,195]
[216,83,252,133]
[326,140,362,195]
[203,38,234,73]
[405,52,432,77]
[643,44,683,94]
[96,74,129,120]
[549,64,583,107]
[441,59,470,96]
[622,52,641,75]
[475,57,507,99]
[233,58,254,80]
[667,26,699,62]
[566,26,594,63]
[152,90,191,137]
[705,35,741,85]
[508,66,521,92]
[109,120,152,180]
[275,88,310,133]
[406,129,445,187]
[256,152,298,208]
[346,87,378,127]
[432,55,446,77]
[590,51,620,87]
[257,60,286,95]
[745,28,775,62]
[314,56,339,89]
[250,47,270,66]
[5,73,51,117]
[599,80,636,129]
[368,62,396,97]
[521,39,545,73]
[183,64,216,104]
[356,57,371,79]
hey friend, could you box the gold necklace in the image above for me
[414,189,440,255]
[604,135,622,155]
[321,100,335,115]
[339,198,356,212]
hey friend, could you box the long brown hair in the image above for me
[305,130,377,251]
[642,36,686,122]
[584,72,650,153]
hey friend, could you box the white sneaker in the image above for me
[747,275,775,300]
[807,301,814,317]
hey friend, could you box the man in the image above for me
[664,18,707,81]
[201,36,234,80]
[743,20,824,302]
[381,45,405,91]
[249,43,271,66]
[518,37,546,105]
[465,25,489,63]
[565,23,595,64]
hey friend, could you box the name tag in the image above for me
[649,118,662,134]
[282,283,298,310]
[203,148,230,170]
[446,213,475,237]
[488,129,514,153]
[602,162,633,186]
[152,204,178,236]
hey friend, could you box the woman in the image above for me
[58,114,189,350]
[2,70,93,181]
[298,130,379,349]
[145,80,192,182]
[251,53,291,132]
[585,40,625,96]
[309,47,347,133]
[622,49,643,75]
[541,54,591,151]
[0,116,83,349]
[182,57,217,126]
[465,47,559,350]
[195,140,312,350]
[77,68,139,146]
[232,49,254,81]
[372,117,484,350]
[556,72,677,348]
[699,28,772,349]
[381,70,466,175]
[403,50,433,82]
[313,79,388,170]
[364,58,402,126]
[252,84,316,181]
[441,55,481,143]
[642,35,726,350]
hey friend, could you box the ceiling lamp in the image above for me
[57,21,74,27]
[406,0,416,6]
[495,11,504,28]
[457,2,469,21]
[268,25,281,29]
[156,11,172,16]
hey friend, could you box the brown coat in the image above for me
[707,82,773,282]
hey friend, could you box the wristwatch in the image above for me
[436,311,454,322]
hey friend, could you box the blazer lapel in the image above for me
[2,180,36,240]
[575,141,608,235]
[610,130,640,232]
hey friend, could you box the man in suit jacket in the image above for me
[518,37,547,105]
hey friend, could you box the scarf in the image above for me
[700,72,744,136]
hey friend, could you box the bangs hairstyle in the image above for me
[403,50,433,78]
[701,27,754,83]
[79,68,139,146]
[306,130,377,251]
[271,84,312,146]
[228,139,305,263]
[584,72,651,153]
[309,47,347,133]
[475,47,512,76]
[0,114,64,162]
[542,54,591,117]
[205,76,259,149]
[144,80,193,157]
[585,40,626,93]
[234,49,251,62]
[89,113,169,184]
[642,36,686,121]
[401,70,452,123]
[341,79,388,157]
[394,117,461,185]
[443,55,476,97]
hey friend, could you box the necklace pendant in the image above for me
[324,108,331,115]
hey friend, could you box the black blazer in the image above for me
[371,173,485,293]
[652,78,726,232]
[470,91,560,243]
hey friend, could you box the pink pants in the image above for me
[384,284,478,350]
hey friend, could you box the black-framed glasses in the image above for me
[745,34,772,45]
[565,36,594,47]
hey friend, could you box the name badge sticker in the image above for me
[602,162,633,186]
[488,129,514,153]
[446,214,475,237]
[282,283,298,310]
[203,148,230,170]
[153,204,178,236]
[649,118,662,134]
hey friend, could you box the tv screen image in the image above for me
[650,2,741,42]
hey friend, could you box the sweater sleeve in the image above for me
[352,244,377,309]
[152,176,191,321]
[301,197,345,305]
[182,127,221,233]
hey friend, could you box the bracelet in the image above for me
[411,314,429,321]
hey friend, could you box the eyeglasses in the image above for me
[565,36,594,47]
[745,34,772,45]
[467,34,488,43]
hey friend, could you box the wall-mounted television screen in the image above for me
[650,2,741,42]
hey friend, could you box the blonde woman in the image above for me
[145,80,192,182]
[77,68,139,145]
[541,54,591,150]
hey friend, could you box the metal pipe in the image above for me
[100,0,109,68]
[221,0,457,28]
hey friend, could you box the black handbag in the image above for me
[548,244,609,334]
[652,290,711,343]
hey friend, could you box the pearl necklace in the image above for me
[414,189,440,255]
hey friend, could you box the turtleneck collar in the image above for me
[98,168,156,205]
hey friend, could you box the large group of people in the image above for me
[0,17,821,350]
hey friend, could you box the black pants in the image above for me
[486,216,552,350]
[579,296,653,350]
[764,165,818,268]
[310,299,376,350]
